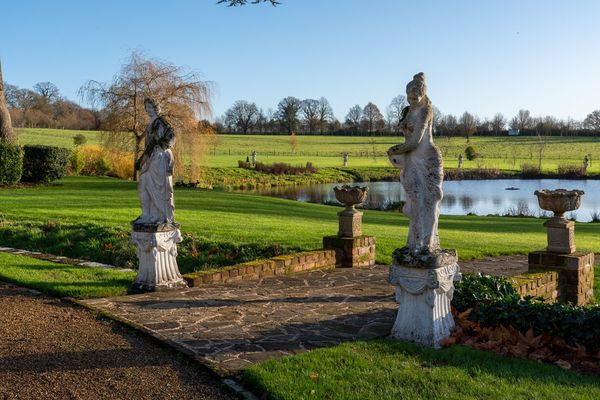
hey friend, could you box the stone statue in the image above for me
[387,72,443,255]
[458,153,463,169]
[386,73,460,348]
[583,154,590,174]
[130,98,187,293]
[133,98,176,227]
[342,152,349,167]
[251,150,257,166]
[0,59,15,142]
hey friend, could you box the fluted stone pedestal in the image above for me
[130,223,188,293]
[389,248,461,348]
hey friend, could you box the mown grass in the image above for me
[0,252,135,298]
[14,128,600,172]
[1,177,599,267]
[243,340,600,400]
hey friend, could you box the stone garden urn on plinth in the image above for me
[323,185,376,268]
[534,189,584,254]
[334,185,368,237]
[529,189,594,305]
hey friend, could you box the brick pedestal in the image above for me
[528,251,594,305]
[323,235,376,268]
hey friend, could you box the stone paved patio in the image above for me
[82,256,529,374]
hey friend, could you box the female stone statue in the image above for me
[387,73,443,254]
[133,98,176,225]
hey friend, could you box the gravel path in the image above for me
[0,283,235,400]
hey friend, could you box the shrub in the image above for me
[520,163,541,178]
[21,145,69,183]
[445,167,502,180]
[0,143,23,185]
[557,164,585,178]
[454,274,600,353]
[238,160,318,175]
[68,149,85,175]
[95,157,112,176]
[73,133,87,146]
[464,146,478,161]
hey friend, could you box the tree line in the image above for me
[218,97,600,137]
[4,81,99,130]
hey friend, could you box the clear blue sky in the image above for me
[2,0,599,121]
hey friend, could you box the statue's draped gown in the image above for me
[137,117,175,224]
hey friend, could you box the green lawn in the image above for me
[1,177,598,266]
[0,252,135,298]
[14,128,600,172]
[244,340,600,400]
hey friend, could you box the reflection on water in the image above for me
[240,179,600,222]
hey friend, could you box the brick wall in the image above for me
[183,250,336,287]
[509,270,559,302]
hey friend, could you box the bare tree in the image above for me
[345,104,362,133]
[33,82,60,103]
[386,94,408,133]
[459,111,477,142]
[362,102,384,134]
[510,109,533,131]
[224,100,258,134]
[218,0,280,6]
[300,98,319,134]
[584,110,600,130]
[533,117,549,170]
[491,113,506,135]
[0,59,15,142]
[80,51,213,180]
[275,96,301,134]
[316,97,333,134]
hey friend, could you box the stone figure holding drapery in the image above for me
[386,73,460,348]
[387,72,443,256]
[133,98,176,227]
[130,97,187,293]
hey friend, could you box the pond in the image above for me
[240,179,600,222]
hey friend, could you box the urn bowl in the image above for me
[534,189,584,219]
[333,185,368,208]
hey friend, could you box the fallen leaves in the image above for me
[445,307,600,376]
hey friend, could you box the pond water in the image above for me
[240,179,600,222]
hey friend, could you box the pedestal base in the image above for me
[323,235,375,268]
[337,208,362,238]
[544,218,575,254]
[528,251,594,305]
[388,249,461,348]
[130,224,188,293]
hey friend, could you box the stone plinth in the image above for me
[130,223,188,293]
[323,235,375,268]
[338,208,363,237]
[528,251,594,305]
[544,218,575,254]
[388,248,461,348]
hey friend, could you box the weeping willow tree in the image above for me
[80,51,214,182]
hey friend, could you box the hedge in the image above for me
[0,142,23,185]
[22,145,69,183]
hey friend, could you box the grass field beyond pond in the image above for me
[15,128,600,172]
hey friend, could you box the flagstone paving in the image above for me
[82,257,529,374]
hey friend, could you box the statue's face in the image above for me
[407,84,424,105]
[145,101,157,118]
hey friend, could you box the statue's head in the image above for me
[406,72,427,105]
[144,97,160,118]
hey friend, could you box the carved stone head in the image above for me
[406,72,427,105]
[144,97,161,118]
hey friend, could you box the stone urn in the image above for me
[534,189,584,221]
[534,189,584,254]
[333,185,368,237]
